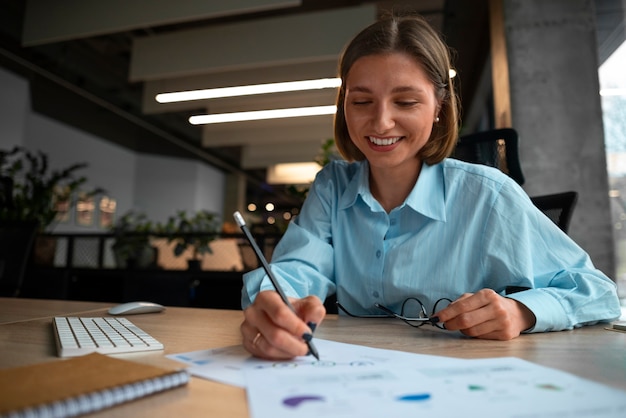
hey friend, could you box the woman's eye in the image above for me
[352,100,371,105]
[397,101,418,107]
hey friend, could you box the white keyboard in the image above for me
[53,317,164,357]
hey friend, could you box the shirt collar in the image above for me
[338,160,377,210]
[406,162,447,222]
[338,160,447,221]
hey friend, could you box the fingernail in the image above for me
[430,316,440,324]
[302,332,313,342]
[307,322,317,332]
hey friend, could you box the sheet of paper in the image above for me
[245,356,626,418]
[169,339,626,417]
[167,339,464,388]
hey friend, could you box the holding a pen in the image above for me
[235,212,324,361]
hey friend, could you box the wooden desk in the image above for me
[1,298,625,417]
[0,297,113,324]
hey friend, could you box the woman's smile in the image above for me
[368,136,402,146]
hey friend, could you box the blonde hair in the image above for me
[334,14,460,164]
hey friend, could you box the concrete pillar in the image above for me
[503,0,615,277]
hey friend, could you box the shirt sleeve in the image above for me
[481,180,621,332]
[241,168,338,309]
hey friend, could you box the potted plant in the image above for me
[0,146,104,264]
[0,146,103,228]
[109,210,157,269]
[161,210,221,270]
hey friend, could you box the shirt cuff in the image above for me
[506,290,570,333]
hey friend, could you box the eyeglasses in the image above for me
[335,297,452,329]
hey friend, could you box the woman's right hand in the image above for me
[240,290,326,360]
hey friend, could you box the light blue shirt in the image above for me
[242,159,621,332]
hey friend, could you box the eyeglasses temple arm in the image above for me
[374,303,434,322]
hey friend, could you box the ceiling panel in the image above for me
[22,0,301,46]
[202,116,334,147]
[129,5,376,81]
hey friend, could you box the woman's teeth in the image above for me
[369,136,401,146]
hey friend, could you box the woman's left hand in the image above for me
[433,289,536,340]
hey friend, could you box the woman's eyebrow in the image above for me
[391,86,428,94]
[346,85,373,93]
[346,85,428,94]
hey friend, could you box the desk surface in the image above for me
[1,297,625,417]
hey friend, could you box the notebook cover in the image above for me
[0,352,188,415]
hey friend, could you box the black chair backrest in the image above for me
[0,176,14,210]
[452,128,525,185]
[0,221,39,297]
[530,191,578,234]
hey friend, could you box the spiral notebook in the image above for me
[0,352,189,418]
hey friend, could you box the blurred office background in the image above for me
[0,0,625,302]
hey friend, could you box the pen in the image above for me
[233,211,320,360]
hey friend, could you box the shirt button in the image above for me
[372,291,379,298]
[376,250,381,258]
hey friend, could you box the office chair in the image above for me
[452,128,525,185]
[0,221,39,297]
[0,177,13,210]
[530,191,578,234]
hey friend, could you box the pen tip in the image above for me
[307,342,320,360]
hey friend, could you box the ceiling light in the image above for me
[449,69,457,78]
[189,105,337,125]
[156,78,342,103]
[266,162,322,185]
[600,88,626,96]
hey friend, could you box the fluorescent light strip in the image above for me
[600,88,626,96]
[189,105,337,125]
[157,78,342,103]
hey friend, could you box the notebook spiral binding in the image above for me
[3,369,189,418]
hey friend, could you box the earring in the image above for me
[435,116,440,122]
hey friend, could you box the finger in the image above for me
[433,292,478,322]
[243,329,296,360]
[292,295,326,332]
[436,290,498,329]
[261,292,317,338]
[446,293,532,340]
[452,293,473,303]
[437,289,501,317]
[242,291,314,359]
[463,298,535,340]
[241,314,305,360]
[458,317,522,340]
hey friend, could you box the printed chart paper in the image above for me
[167,339,458,388]
[169,339,626,417]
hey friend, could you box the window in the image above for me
[600,39,626,298]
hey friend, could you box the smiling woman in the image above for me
[238,13,621,361]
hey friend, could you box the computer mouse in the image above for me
[108,301,166,315]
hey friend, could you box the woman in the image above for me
[240,14,621,360]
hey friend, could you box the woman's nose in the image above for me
[372,103,395,132]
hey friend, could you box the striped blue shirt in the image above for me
[242,159,621,332]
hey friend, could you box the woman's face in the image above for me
[344,52,439,174]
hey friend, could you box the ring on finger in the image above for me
[252,332,262,347]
